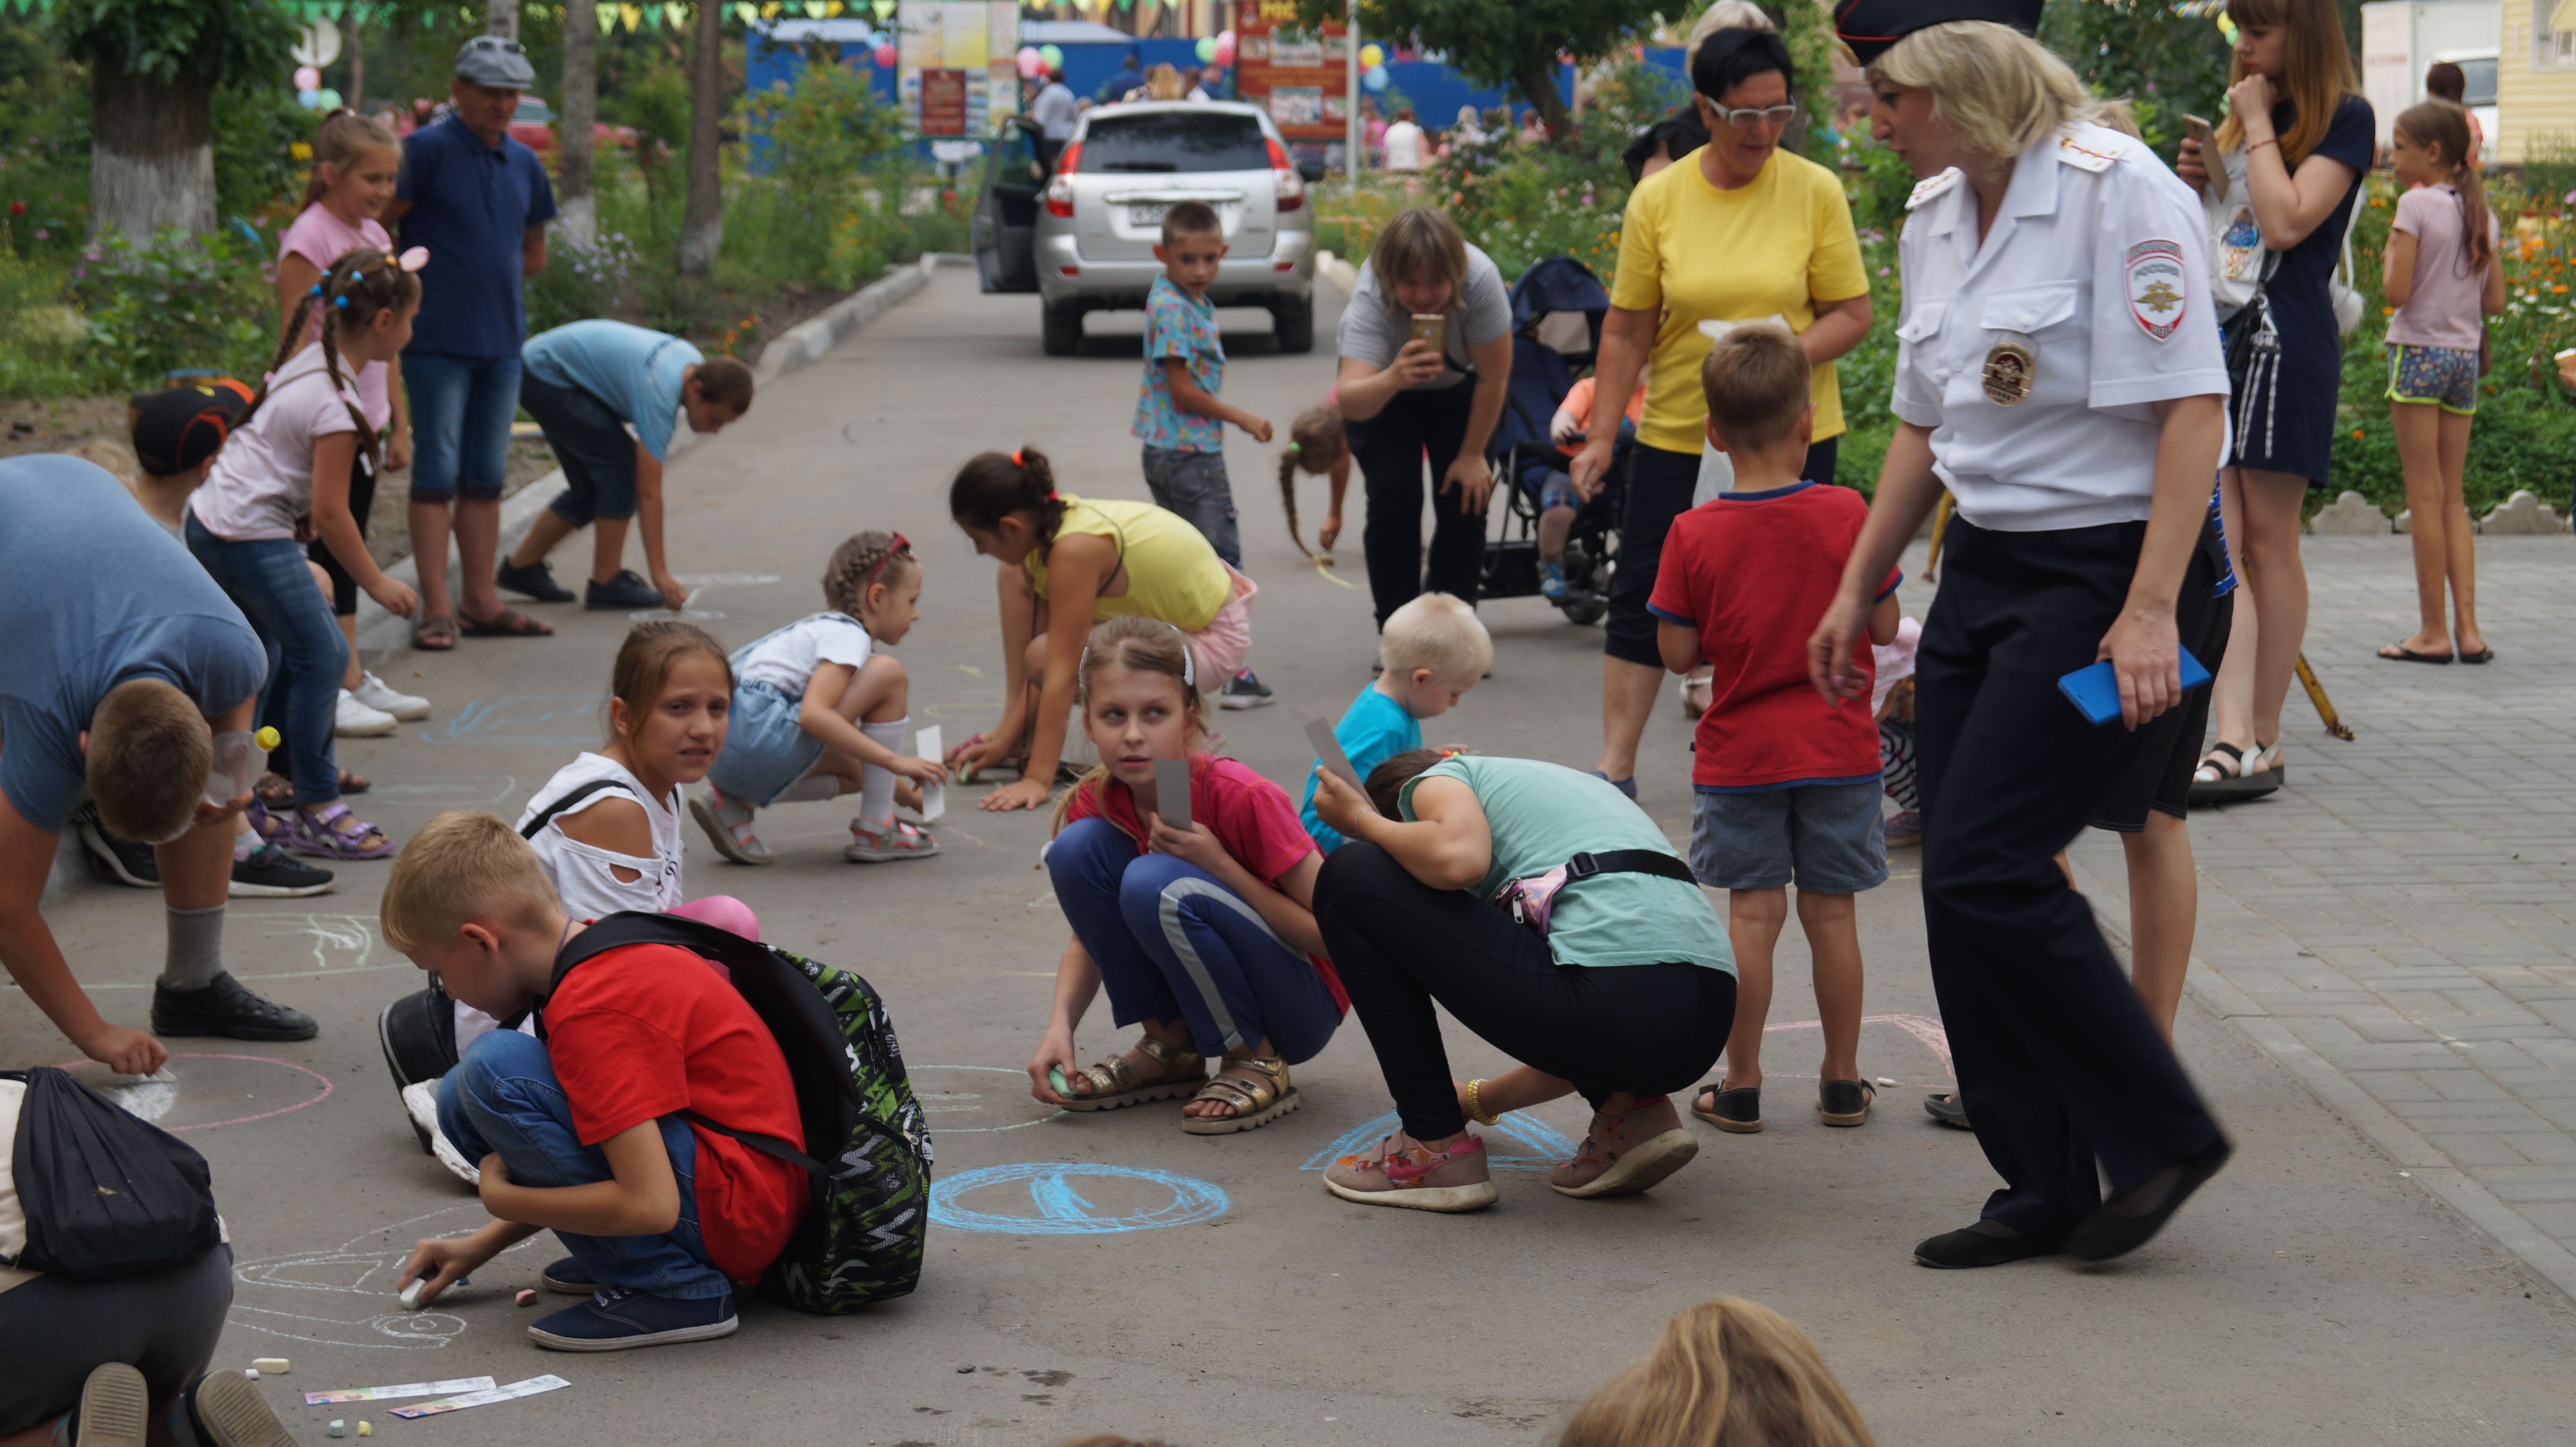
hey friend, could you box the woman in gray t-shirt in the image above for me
[1332,208,1513,629]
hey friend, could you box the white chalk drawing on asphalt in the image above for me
[53,1053,333,1132]
[425,695,608,747]
[911,1064,1067,1133]
[230,1203,542,1349]
[626,573,783,622]
[78,914,403,989]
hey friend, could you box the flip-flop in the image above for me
[412,614,457,651]
[2458,646,2495,664]
[458,606,554,638]
[2377,643,2453,664]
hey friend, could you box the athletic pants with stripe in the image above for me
[1047,817,1340,1064]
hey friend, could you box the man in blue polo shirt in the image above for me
[381,34,559,651]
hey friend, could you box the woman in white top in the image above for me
[1812,5,2232,1270]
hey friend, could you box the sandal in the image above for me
[2377,641,2453,664]
[1181,1054,1299,1135]
[412,614,457,651]
[255,768,371,807]
[274,800,394,860]
[1061,1034,1205,1112]
[2186,741,2281,805]
[458,606,554,638]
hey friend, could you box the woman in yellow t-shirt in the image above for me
[948,446,1253,811]
[1568,28,1872,796]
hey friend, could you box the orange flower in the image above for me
[2352,428,2364,438]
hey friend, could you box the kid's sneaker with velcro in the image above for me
[1323,1132,1497,1212]
[527,1287,738,1352]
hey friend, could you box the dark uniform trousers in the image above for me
[1914,512,2228,1235]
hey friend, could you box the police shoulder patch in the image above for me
[1906,167,1963,211]
[2125,239,2189,341]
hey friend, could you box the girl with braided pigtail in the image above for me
[690,531,949,866]
[186,247,424,862]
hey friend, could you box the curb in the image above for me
[1314,249,1357,295]
[350,253,949,668]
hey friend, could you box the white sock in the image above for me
[776,773,844,804]
[858,717,905,826]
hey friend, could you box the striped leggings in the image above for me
[1881,718,1919,811]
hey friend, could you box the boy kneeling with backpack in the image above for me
[383,811,930,1352]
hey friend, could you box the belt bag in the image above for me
[1492,849,1698,939]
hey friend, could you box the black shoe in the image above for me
[1692,1084,1762,1133]
[1924,1090,1972,1130]
[1217,668,1275,710]
[542,1257,604,1294]
[229,841,335,898]
[78,816,160,888]
[585,568,666,610]
[497,556,578,603]
[1818,1079,1875,1126]
[151,971,318,1042]
[2066,1135,2234,1262]
[1915,1223,2065,1269]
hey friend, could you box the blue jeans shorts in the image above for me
[1689,779,1889,894]
[405,350,522,502]
[2386,343,2479,415]
[1141,446,1240,568]
[520,369,639,526]
[705,679,826,806]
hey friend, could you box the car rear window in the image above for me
[1077,111,1270,173]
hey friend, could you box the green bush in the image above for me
[73,225,274,390]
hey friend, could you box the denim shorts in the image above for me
[1141,445,1240,568]
[520,369,639,526]
[2387,342,2479,414]
[1689,779,1889,894]
[705,679,825,806]
[405,350,521,502]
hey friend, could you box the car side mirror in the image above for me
[1298,161,1327,184]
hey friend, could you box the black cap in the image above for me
[129,379,253,477]
[1833,0,2045,67]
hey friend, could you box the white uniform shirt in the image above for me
[1890,122,2229,532]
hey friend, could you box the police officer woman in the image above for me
[1812,3,2233,1268]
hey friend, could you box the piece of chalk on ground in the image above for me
[398,1279,427,1311]
[1876,1076,1898,1088]
[242,1369,259,1380]
[516,1289,537,1307]
[328,1422,347,1439]
[251,1358,289,1373]
[358,1424,371,1438]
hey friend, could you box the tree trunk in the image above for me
[89,66,213,243]
[1514,60,1570,138]
[559,0,598,249]
[678,0,725,275]
[487,0,520,42]
[347,17,364,110]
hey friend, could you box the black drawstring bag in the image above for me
[4,1066,220,1277]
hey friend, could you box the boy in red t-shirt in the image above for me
[1648,327,1899,1136]
[379,811,805,1352]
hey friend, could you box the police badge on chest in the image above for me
[1982,341,2035,406]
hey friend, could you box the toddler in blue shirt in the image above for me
[1299,591,1489,851]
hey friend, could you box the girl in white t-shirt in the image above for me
[692,531,948,866]
[186,247,423,861]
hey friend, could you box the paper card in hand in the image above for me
[1153,758,1191,830]
[914,725,944,821]
[1303,717,1376,814]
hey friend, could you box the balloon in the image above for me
[294,65,322,91]
[1195,35,1217,64]
[1362,64,1390,93]
[315,87,342,110]
[1212,34,1235,66]
[1358,43,1383,69]
[873,42,898,68]
[297,87,323,108]
[1038,43,1063,71]
[1016,45,1042,78]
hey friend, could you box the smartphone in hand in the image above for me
[2181,113,2216,195]
[1408,313,1447,358]
[2059,647,2213,727]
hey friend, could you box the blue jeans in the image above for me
[183,514,344,806]
[1046,817,1339,1062]
[435,1030,728,1301]
[404,351,522,502]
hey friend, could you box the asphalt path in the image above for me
[14,266,2576,1445]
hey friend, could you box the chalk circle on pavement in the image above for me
[56,1052,334,1132]
[931,1162,1229,1235]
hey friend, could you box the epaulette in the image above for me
[1906,167,1963,210]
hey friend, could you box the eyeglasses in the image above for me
[1709,102,1798,129]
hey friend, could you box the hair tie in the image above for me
[1283,442,1300,458]
[309,284,323,297]
[398,246,429,273]
[861,532,912,592]
[333,295,349,308]
[1166,622,1197,690]
[1010,448,1025,467]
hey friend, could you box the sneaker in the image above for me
[400,1079,482,1183]
[77,813,160,888]
[496,556,577,603]
[1550,1095,1699,1198]
[229,841,335,897]
[151,971,318,1042]
[352,670,431,721]
[68,1361,148,1447]
[1322,1131,1498,1212]
[1883,809,1922,848]
[1217,667,1275,710]
[846,817,940,863]
[334,689,399,738]
[1589,770,1638,801]
[688,785,771,865]
[528,1287,738,1352]
[1538,558,1569,602]
[178,1365,297,1447]
[585,568,666,611]
[542,1257,604,1294]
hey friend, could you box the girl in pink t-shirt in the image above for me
[1026,616,1345,1135]
[2378,100,2503,666]
[273,109,423,731]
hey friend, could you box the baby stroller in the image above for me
[1479,255,1627,626]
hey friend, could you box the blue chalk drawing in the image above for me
[1300,1110,1578,1174]
[931,1162,1229,1235]
[427,696,609,746]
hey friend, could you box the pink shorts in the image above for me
[1187,565,1257,682]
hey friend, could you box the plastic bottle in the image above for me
[204,727,280,806]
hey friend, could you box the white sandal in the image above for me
[2187,740,2282,805]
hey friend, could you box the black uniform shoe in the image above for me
[1915,1223,2064,1269]
[152,971,319,1041]
[497,557,577,603]
[1924,1090,1972,1130]
[78,815,160,888]
[2066,1135,2234,1262]
[584,569,666,610]
[230,841,335,898]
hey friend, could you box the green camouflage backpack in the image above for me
[548,913,932,1312]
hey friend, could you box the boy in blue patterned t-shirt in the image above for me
[1136,200,1277,704]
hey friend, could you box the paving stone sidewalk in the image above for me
[2069,533,2576,1297]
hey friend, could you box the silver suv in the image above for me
[972,101,1318,356]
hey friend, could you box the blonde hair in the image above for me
[2215,0,2361,165]
[88,679,211,843]
[1370,208,1468,305]
[299,108,401,212]
[380,810,562,954]
[1379,591,1491,681]
[822,530,919,621]
[1559,1297,1878,1447]
[1050,616,1208,838]
[1865,22,2135,163]
[1685,0,1775,72]
[1144,62,1185,101]
[1702,323,1813,450]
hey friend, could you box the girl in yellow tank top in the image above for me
[949,447,1257,812]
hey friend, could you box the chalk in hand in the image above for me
[399,1278,428,1311]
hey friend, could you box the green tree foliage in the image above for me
[50,0,295,85]
[1297,0,1667,131]
[2038,0,2230,153]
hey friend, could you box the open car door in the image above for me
[973,117,1045,294]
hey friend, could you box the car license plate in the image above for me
[1129,204,1169,227]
